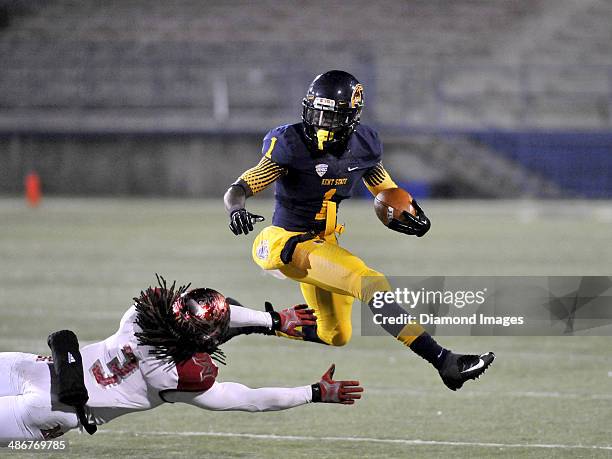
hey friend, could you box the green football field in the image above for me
[1,198,611,458]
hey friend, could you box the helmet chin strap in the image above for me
[316,129,334,150]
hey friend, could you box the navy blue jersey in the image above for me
[260,123,383,232]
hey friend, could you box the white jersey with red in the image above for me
[80,306,218,425]
[0,304,312,440]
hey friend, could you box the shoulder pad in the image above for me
[354,124,383,162]
[176,353,218,392]
[262,124,297,166]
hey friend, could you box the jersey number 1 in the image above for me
[316,188,337,220]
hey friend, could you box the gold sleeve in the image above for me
[238,157,287,195]
[362,162,397,196]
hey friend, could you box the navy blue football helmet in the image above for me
[302,70,364,153]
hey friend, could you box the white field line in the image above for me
[99,430,612,451]
[367,387,612,400]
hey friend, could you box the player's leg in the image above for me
[0,353,27,438]
[254,228,494,389]
[0,353,78,439]
[299,283,354,346]
[279,237,390,300]
[0,353,43,439]
[0,396,31,440]
[280,238,432,345]
[280,238,494,388]
[0,353,24,397]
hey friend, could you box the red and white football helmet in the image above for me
[172,288,230,347]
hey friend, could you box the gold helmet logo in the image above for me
[351,84,364,108]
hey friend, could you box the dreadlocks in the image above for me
[134,274,227,365]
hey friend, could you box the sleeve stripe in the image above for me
[362,162,397,196]
[238,155,287,194]
[242,158,284,174]
[257,156,283,170]
[363,163,389,187]
[245,166,282,177]
[242,169,283,183]
[255,164,284,174]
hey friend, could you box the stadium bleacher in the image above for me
[0,0,610,197]
[3,0,609,128]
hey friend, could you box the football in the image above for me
[374,187,416,226]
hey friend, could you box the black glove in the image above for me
[387,199,431,237]
[47,330,97,435]
[229,209,265,235]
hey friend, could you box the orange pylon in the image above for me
[25,172,41,207]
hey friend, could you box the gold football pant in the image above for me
[277,234,424,346]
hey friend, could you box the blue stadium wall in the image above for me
[472,131,612,198]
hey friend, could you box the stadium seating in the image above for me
[0,0,610,197]
[1,0,610,129]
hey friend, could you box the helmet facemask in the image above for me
[302,99,362,153]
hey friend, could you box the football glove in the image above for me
[311,364,363,404]
[265,302,317,338]
[229,208,265,235]
[47,330,97,435]
[387,199,431,237]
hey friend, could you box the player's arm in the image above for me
[163,364,362,412]
[363,162,431,237]
[224,155,287,235]
[227,302,316,339]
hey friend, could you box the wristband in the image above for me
[264,302,281,332]
[269,311,281,331]
[311,383,322,402]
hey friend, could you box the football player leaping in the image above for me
[0,276,362,440]
[224,70,494,391]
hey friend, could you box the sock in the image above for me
[367,298,449,370]
[367,298,414,336]
[408,332,449,370]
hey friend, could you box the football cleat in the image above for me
[438,351,495,391]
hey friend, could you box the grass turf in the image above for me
[0,198,611,458]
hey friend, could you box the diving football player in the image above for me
[0,276,361,440]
